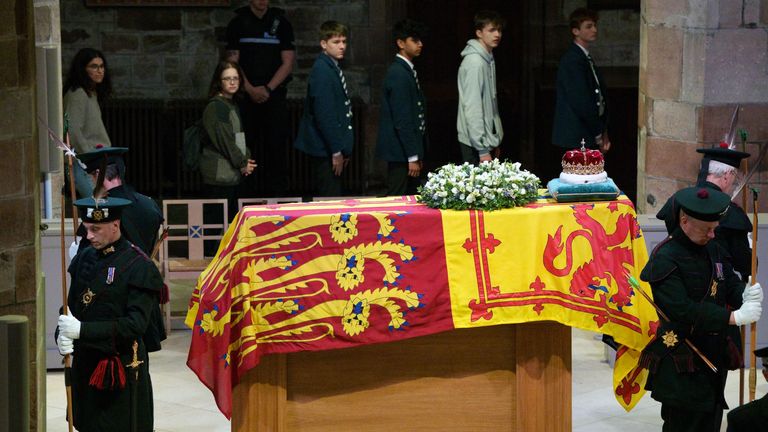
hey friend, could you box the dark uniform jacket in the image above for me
[656,181,753,280]
[67,237,162,432]
[640,226,745,412]
[225,6,294,90]
[726,393,768,431]
[376,56,427,162]
[552,43,608,149]
[77,184,166,351]
[294,53,354,158]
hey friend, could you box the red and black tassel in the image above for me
[88,356,126,390]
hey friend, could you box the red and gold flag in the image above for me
[186,194,657,417]
[185,196,455,417]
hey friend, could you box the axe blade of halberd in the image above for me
[732,143,768,200]
[725,104,741,149]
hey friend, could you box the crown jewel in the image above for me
[561,139,605,176]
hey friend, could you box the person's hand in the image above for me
[240,159,257,176]
[599,132,611,153]
[743,278,763,304]
[479,153,492,163]
[251,86,270,103]
[243,82,267,103]
[57,334,74,355]
[58,312,81,339]
[332,153,345,176]
[733,300,762,326]
[492,147,501,159]
[408,161,421,177]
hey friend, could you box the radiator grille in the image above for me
[101,99,164,197]
[102,98,367,199]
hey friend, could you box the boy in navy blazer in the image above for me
[294,21,353,196]
[376,19,429,195]
[552,8,610,152]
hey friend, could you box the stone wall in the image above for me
[60,0,391,102]
[638,0,768,214]
[0,0,42,429]
[61,0,641,99]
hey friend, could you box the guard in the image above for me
[640,186,763,432]
[57,196,162,432]
[657,144,752,280]
[75,145,166,352]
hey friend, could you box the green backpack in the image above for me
[182,119,207,171]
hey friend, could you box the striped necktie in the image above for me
[413,68,425,132]
[586,54,605,117]
[338,67,348,97]
[338,66,352,121]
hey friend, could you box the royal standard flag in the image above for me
[186,194,657,417]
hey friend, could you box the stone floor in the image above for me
[46,328,767,432]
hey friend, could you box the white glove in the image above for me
[743,279,763,304]
[58,312,81,339]
[68,237,81,261]
[748,232,753,249]
[733,300,762,326]
[57,333,73,355]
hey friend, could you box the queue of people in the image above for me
[53,2,765,432]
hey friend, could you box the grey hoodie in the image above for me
[456,39,504,155]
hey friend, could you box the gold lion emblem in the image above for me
[662,330,679,348]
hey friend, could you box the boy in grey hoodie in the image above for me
[457,10,505,165]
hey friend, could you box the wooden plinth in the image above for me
[232,322,571,432]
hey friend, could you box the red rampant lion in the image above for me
[542,203,638,309]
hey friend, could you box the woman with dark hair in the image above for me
[199,60,256,218]
[64,47,113,198]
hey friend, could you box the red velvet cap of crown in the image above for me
[561,146,605,175]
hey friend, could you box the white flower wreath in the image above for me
[417,160,541,211]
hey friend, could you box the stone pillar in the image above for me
[0,0,42,430]
[639,0,768,214]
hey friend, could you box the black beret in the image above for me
[673,186,730,222]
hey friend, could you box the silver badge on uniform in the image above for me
[715,263,723,280]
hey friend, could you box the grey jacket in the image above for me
[456,39,503,155]
[64,88,112,154]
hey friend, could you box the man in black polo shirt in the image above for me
[226,0,295,197]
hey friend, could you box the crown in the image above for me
[561,139,605,175]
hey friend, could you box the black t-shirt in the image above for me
[226,6,295,87]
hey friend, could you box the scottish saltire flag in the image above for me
[185,194,657,417]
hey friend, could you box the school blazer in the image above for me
[294,53,354,157]
[552,43,608,149]
[376,57,427,162]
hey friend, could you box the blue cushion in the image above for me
[547,178,621,202]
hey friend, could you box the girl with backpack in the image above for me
[199,61,257,219]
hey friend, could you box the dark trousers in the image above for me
[309,156,342,197]
[387,162,421,196]
[200,182,239,256]
[459,142,480,165]
[238,92,290,197]
[661,403,723,432]
[201,183,239,223]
